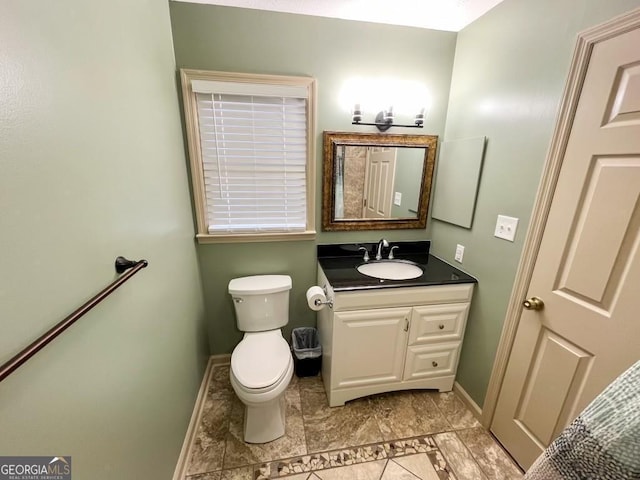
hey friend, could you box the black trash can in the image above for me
[291,327,322,377]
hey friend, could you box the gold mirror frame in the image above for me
[322,131,438,231]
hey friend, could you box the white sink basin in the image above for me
[357,260,424,281]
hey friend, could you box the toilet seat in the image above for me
[231,331,291,391]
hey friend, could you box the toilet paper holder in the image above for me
[315,285,333,309]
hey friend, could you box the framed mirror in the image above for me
[322,131,437,231]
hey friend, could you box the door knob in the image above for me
[523,296,544,310]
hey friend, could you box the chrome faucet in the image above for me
[375,238,389,260]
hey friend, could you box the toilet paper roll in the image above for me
[306,286,327,311]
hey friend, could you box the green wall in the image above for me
[0,1,208,478]
[432,0,640,406]
[170,3,457,354]
[392,148,426,218]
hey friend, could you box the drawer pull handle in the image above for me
[432,361,439,367]
[438,324,445,330]
[404,318,409,332]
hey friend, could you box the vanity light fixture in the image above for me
[352,104,425,132]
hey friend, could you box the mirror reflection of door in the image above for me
[363,147,397,218]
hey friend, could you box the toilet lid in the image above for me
[231,333,291,389]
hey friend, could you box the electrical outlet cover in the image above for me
[455,244,464,263]
[394,192,402,206]
[494,215,519,242]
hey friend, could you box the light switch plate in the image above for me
[455,244,464,263]
[494,215,519,242]
[394,192,402,206]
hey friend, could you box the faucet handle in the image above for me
[388,246,399,259]
[358,246,370,262]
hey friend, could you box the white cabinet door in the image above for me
[332,307,411,389]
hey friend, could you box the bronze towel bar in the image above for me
[0,256,148,382]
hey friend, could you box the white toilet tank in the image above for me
[228,275,292,332]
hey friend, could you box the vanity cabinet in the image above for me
[317,265,474,407]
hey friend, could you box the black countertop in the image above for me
[317,241,477,292]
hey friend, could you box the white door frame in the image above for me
[481,6,640,429]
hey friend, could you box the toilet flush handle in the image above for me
[233,297,244,304]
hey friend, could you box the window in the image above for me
[180,70,316,243]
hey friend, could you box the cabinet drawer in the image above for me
[403,343,460,381]
[408,303,470,345]
[333,283,474,311]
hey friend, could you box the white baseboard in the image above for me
[210,353,231,365]
[172,357,216,480]
[453,381,483,422]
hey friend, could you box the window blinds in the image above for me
[194,88,308,234]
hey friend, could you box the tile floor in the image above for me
[183,364,523,480]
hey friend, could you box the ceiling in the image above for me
[173,0,505,32]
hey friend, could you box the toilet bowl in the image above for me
[228,275,293,443]
[230,331,294,443]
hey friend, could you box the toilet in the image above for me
[228,275,294,444]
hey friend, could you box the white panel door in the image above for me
[363,147,397,218]
[492,24,640,469]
